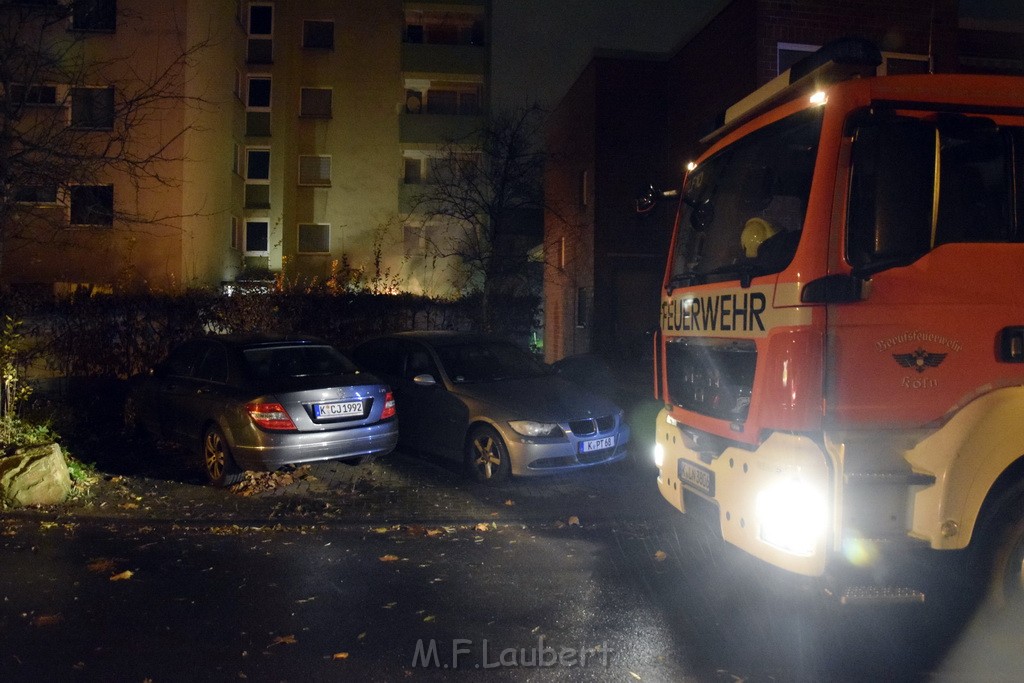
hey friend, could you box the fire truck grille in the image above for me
[665,338,756,422]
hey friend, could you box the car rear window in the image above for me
[243,345,358,379]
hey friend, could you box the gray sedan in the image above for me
[351,331,630,481]
[125,335,399,486]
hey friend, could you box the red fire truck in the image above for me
[649,38,1024,604]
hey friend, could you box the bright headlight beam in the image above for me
[755,479,826,557]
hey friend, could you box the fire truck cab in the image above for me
[651,38,1024,604]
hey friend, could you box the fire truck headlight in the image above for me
[653,442,664,468]
[755,479,826,557]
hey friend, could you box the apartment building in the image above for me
[1,0,489,295]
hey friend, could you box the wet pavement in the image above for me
[0,433,1011,682]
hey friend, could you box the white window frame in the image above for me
[244,219,270,256]
[245,147,270,183]
[247,2,274,63]
[297,223,330,254]
[247,74,271,109]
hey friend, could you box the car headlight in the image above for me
[509,420,564,438]
[755,479,827,557]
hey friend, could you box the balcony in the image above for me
[400,112,484,144]
[401,42,488,75]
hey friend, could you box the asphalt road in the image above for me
[0,450,1018,682]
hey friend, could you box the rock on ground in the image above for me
[0,443,72,507]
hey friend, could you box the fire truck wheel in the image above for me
[985,511,1024,610]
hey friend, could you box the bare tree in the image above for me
[0,1,211,279]
[407,105,546,331]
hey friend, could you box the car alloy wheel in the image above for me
[202,424,242,487]
[466,425,511,482]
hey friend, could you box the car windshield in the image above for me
[243,345,358,379]
[435,341,550,384]
[668,106,822,287]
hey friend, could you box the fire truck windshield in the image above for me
[669,107,823,288]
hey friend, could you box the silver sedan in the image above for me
[125,335,399,486]
[351,331,630,482]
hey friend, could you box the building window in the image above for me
[298,155,331,186]
[244,220,269,255]
[70,86,114,129]
[405,84,482,116]
[298,223,330,253]
[246,76,272,136]
[247,3,273,64]
[69,185,114,226]
[245,148,270,181]
[880,52,930,75]
[427,90,457,115]
[403,156,423,184]
[404,10,484,46]
[14,185,58,204]
[245,148,270,208]
[230,216,241,250]
[8,84,58,106]
[70,0,117,32]
[247,76,271,108]
[575,287,590,328]
[299,87,332,118]
[303,20,334,49]
[777,42,818,75]
[403,225,420,256]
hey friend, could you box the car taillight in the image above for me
[246,402,297,431]
[381,391,396,420]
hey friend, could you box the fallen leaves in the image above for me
[109,570,134,582]
[268,634,297,647]
[379,554,401,562]
[332,652,349,660]
[230,466,314,497]
[86,558,119,573]
[555,516,582,528]
[654,550,668,562]
[30,613,63,627]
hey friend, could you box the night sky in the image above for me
[490,0,1024,114]
[491,0,720,111]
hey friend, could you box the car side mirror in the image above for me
[412,373,437,386]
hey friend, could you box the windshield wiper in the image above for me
[699,262,767,288]
[666,272,706,291]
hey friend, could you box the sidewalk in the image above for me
[4,448,669,529]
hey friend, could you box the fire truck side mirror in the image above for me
[801,273,864,304]
[635,184,678,215]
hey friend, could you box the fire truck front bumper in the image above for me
[654,408,832,577]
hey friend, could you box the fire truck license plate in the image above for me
[679,461,714,496]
